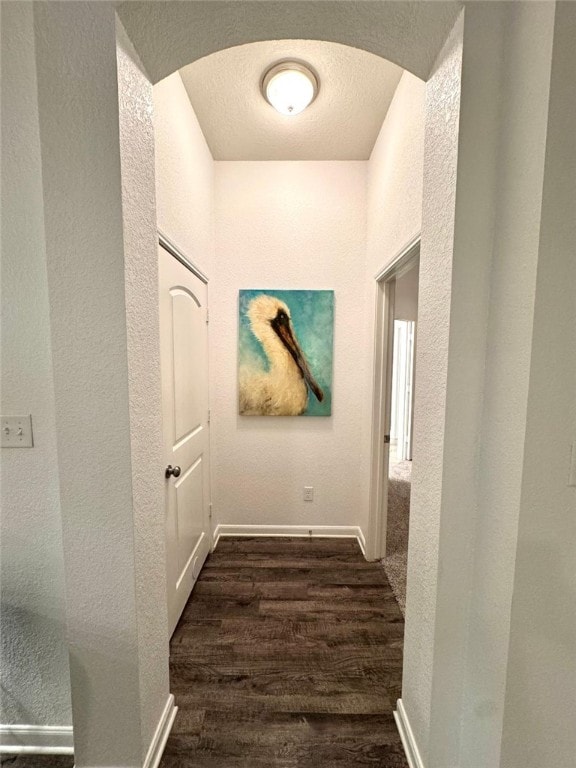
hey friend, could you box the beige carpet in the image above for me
[383,460,412,615]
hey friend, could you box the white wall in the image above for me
[456,4,562,766]
[9,6,574,768]
[31,5,172,765]
[151,11,576,768]
[396,5,573,767]
[361,72,426,540]
[154,72,214,277]
[116,21,172,755]
[212,161,367,531]
[0,2,72,731]
[153,71,425,543]
[402,20,465,761]
[361,28,540,765]
[366,72,425,277]
[394,265,419,322]
[500,4,576,765]
[119,2,459,86]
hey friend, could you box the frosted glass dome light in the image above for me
[262,62,319,116]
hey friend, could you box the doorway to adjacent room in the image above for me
[368,238,420,615]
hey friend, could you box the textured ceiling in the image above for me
[179,40,403,161]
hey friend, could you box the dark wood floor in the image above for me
[0,759,72,768]
[161,536,408,767]
[2,537,407,768]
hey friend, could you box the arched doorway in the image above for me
[32,3,490,766]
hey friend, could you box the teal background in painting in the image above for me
[239,289,334,416]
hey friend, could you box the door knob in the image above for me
[165,465,181,478]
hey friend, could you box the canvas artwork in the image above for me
[238,289,334,417]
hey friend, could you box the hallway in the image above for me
[161,537,407,767]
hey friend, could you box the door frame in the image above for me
[159,230,209,285]
[366,234,420,561]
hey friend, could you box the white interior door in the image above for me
[159,243,211,636]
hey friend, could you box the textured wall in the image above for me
[153,64,428,542]
[154,72,215,277]
[116,20,171,757]
[0,2,72,728]
[14,5,573,767]
[361,71,425,541]
[34,4,142,762]
[456,4,557,766]
[118,1,460,84]
[366,72,426,277]
[33,4,170,765]
[500,3,576,766]
[402,16,464,764]
[212,162,367,530]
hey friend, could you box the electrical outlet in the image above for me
[1,415,34,448]
[303,486,314,502]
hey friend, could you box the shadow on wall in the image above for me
[1,602,139,755]
[0,604,70,725]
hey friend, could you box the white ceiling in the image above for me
[179,40,403,161]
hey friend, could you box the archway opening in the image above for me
[150,30,426,767]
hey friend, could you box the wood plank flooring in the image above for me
[161,536,408,767]
[1,537,407,768]
[0,759,72,768]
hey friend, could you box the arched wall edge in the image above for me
[116,0,462,84]
[111,3,468,767]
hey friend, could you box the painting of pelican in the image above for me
[239,290,334,416]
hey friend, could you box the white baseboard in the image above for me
[394,699,425,768]
[213,524,366,555]
[0,724,74,754]
[1,696,177,762]
[356,526,367,556]
[143,694,177,768]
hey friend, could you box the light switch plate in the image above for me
[1,415,34,448]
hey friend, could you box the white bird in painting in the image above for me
[239,295,324,416]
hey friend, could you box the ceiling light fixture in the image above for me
[261,61,319,116]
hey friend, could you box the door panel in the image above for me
[172,288,204,441]
[159,243,211,636]
[176,457,204,575]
